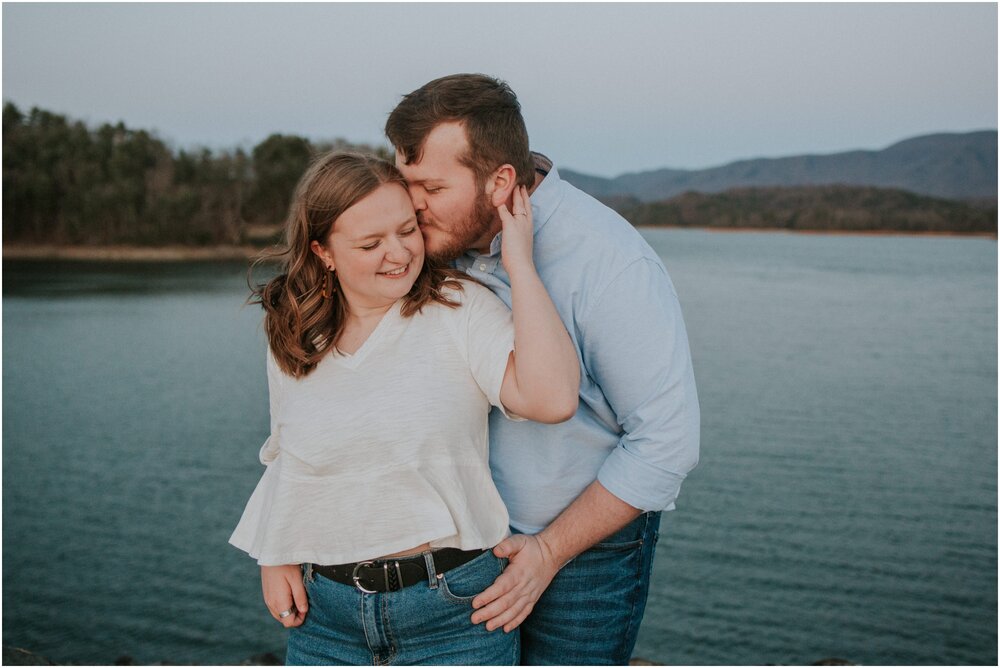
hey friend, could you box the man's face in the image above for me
[394,122,497,262]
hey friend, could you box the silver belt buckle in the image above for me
[352,561,377,594]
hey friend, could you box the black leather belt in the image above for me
[312,548,485,593]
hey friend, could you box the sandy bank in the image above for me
[636,225,998,239]
[2,244,266,262]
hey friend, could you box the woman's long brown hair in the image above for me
[249,152,465,378]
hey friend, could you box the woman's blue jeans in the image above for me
[518,511,661,665]
[285,550,519,665]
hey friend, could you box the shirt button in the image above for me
[479,264,487,271]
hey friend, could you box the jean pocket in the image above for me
[589,512,657,552]
[438,551,502,605]
[590,538,643,552]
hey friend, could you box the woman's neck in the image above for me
[345,299,396,325]
[335,298,397,355]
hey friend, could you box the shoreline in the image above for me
[3,225,996,263]
[2,244,264,262]
[676,226,997,239]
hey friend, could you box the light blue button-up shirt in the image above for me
[456,157,700,533]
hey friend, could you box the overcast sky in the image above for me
[2,2,997,177]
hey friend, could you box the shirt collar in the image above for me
[527,152,563,238]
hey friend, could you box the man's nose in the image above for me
[408,187,426,211]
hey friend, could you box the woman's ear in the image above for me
[485,164,517,208]
[310,240,335,271]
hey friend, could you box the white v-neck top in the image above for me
[230,280,517,566]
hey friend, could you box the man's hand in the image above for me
[471,533,562,632]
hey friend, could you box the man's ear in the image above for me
[485,164,517,208]
[310,240,335,271]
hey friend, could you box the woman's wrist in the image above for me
[505,256,539,282]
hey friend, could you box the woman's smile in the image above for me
[379,263,411,278]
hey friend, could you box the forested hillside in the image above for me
[612,185,997,234]
[2,102,387,246]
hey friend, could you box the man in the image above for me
[385,74,700,665]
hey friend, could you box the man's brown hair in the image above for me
[385,73,535,189]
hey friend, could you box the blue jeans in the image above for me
[518,511,661,665]
[285,550,519,665]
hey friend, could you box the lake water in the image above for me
[3,230,997,665]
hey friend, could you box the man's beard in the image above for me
[421,193,495,263]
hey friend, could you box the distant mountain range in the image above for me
[561,131,997,203]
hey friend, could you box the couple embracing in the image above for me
[230,74,700,666]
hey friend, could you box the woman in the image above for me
[230,152,579,665]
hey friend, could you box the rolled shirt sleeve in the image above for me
[580,258,700,511]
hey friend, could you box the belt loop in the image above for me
[303,563,314,584]
[423,551,439,590]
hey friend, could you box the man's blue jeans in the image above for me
[518,511,661,665]
[285,551,519,665]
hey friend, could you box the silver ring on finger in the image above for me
[278,608,294,619]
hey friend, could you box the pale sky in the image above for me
[2,2,997,177]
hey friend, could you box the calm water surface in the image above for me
[3,230,996,664]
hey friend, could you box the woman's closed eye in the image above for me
[360,227,414,249]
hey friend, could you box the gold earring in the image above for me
[321,268,336,299]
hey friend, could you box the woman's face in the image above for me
[311,183,424,313]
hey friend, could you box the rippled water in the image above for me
[3,230,996,665]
